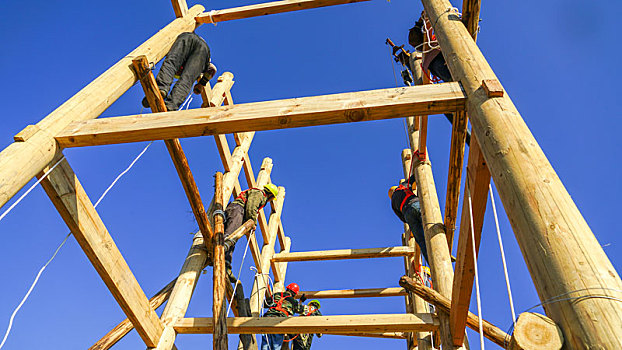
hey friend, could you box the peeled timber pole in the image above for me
[213,172,228,349]
[420,0,622,346]
[0,5,203,210]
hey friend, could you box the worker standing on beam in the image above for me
[389,175,429,263]
[261,283,306,350]
[285,299,323,350]
[141,32,217,111]
[223,184,279,282]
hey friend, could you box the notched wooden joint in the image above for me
[482,79,504,98]
[14,124,41,142]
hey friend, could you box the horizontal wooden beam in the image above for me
[299,287,408,299]
[174,314,439,334]
[56,83,466,147]
[196,0,370,24]
[272,246,415,262]
[330,332,407,339]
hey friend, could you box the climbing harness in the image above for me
[235,188,268,210]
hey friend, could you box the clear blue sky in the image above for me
[0,0,619,349]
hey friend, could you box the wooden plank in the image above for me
[174,314,439,334]
[171,0,188,17]
[424,0,622,346]
[56,83,467,147]
[272,246,415,262]
[0,5,204,210]
[330,332,407,339]
[400,276,510,348]
[450,136,490,346]
[132,56,214,250]
[212,173,228,350]
[461,0,481,39]
[89,279,176,350]
[298,287,408,299]
[37,157,163,347]
[482,79,504,98]
[195,0,371,24]
[443,109,468,250]
[154,234,209,350]
[273,236,292,292]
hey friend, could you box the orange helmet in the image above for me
[286,283,300,295]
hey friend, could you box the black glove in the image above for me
[299,294,307,302]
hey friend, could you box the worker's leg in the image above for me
[155,32,193,96]
[403,200,429,263]
[166,41,209,111]
[428,54,452,82]
[224,203,244,265]
[261,334,285,350]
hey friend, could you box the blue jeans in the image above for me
[260,334,285,350]
[403,199,429,263]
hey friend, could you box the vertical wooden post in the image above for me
[213,173,228,349]
[443,109,468,249]
[421,0,622,346]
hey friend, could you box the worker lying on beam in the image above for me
[261,283,306,350]
[284,299,323,350]
[142,32,217,111]
[223,183,279,282]
[408,12,471,145]
[389,175,429,263]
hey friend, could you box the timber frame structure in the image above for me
[2,0,621,349]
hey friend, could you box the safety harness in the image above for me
[269,292,292,316]
[283,306,319,343]
[397,183,416,212]
[235,188,268,210]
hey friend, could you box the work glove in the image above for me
[299,294,307,302]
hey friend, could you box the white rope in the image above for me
[178,93,193,111]
[207,10,218,26]
[466,185,485,349]
[226,233,253,316]
[0,141,153,349]
[0,156,66,223]
[489,183,517,324]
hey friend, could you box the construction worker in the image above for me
[286,299,322,350]
[407,12,471,145]
[261,283,306,350]
[142,32,217,111]
[223,183,279,282]
[389,175,429,263]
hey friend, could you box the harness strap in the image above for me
[397,184,416,212]
[235,188,268,210]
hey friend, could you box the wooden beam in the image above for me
[422,0,622,346]
[195,0,371,24]
[273,236,292,292]
[212,173,228,350]
[330,332,407,339]
[89,279,176,350]
[56,83,466,147]
[443,110,468,250]
[38,157,163,347]
[461,0,481,40]
[450,136,490,346]
[0,5,204,210]
[400,276,510,348]
[272,246,415,262]
[298,287,408,299]
[171,0,188,17]
[132,56,214,253]
[154,234,209,350]
[174,314,439,334]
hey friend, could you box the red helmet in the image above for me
[286,283,300,294]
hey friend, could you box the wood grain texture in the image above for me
[174,314,439,334]
[400,276,509,348]
[422,0,622,346]
[196,0,370,23]
[443,109,468,250]
[212,173,228,350]
[171,0,188,17]
[56,83,466,147]
[38,157,163,347]
[272,246,415,262]
[449,136,490,346]
[298,287,408,299]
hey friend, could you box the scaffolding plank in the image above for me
[299,287,408,299]
[56,83,466,147]
[196,0,370,24]
[174,314,439,334]
[272,246,415,262]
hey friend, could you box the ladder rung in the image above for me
[299,287,408,299]
[271,246,415,263]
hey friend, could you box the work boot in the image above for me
[223,238,236,254]
[225,261,237,284]
[141,89,168,108]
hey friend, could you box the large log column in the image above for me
[0,5,203,210]
[420,0,622,346]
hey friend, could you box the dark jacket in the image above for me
[263,290,304,317]
[391,174,419,222]
[231,188,269,223]
[291,307,322,350]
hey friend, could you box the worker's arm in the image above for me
[408,16,424,49]
[244,190,266,223]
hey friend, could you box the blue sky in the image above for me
[0,0,620,349]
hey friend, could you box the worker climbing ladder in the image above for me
[0,0,620,349]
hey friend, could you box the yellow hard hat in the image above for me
[388,186,398,198]
[264,183,278,198]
